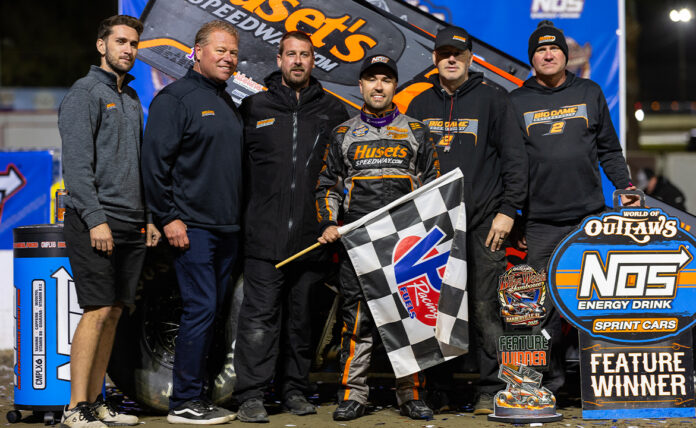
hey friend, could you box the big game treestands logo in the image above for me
[548,208,696,343]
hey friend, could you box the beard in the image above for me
[281,67,310,90]
[105,47,134,75]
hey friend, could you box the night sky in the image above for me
[634,0,696,101]
[0,0,694,102]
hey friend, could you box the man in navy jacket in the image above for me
[142,20,243,424]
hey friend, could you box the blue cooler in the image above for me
[10,224,81,424]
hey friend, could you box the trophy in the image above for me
[489,265,561,422]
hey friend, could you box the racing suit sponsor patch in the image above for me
[348,140,412,169]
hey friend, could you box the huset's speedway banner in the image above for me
[120,0,527,118]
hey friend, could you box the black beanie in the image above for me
[528,20,568,64]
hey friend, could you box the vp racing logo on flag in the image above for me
[523,104,587,136]
[393,226,449,326]
[548,208,696,343]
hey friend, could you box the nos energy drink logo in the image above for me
[548,208,696,343]
[393,226,448,326]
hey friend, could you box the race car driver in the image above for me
[316,54,440,421]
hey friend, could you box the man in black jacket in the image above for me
[233,31,349,423]
[404,26,528,415]
[510,20,636,394]
[142,20,242,424]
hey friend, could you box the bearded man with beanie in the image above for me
[510,20,637,393]
[404,25,528,415]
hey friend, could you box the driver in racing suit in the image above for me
[316,54,440,421]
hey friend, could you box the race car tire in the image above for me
[107,245,243,413]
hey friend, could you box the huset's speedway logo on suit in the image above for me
[348,140,411,169]
[548,208,696,343]
[392,227,449,326]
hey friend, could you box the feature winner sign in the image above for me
[548,204,696,419]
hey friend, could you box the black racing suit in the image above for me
[510,71,631,392]
[316,106,440,405]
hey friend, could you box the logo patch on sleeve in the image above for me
[256,118,275,128]
[336,126,349,134]
[201,110,215,117]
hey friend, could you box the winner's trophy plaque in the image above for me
[488,364,562,423]
[490,264,560,422]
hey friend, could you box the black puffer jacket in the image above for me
[241,72,349,261]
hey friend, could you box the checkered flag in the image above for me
[338,169,469,377]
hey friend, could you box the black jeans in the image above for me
[427,217,507,396]
[525,218,580,394]
[233,258,327,403]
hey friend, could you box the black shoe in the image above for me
[473,393,494,415]
[333,400,366,421]
[425,390,451,414]
[237,398,269,423]
[167,400,229,425]
[282,394,316,416]
[200,399,234,422]
[399,400,433,420]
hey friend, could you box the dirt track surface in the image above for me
[2,351,696,427]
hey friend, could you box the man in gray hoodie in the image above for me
[59,15,160,428]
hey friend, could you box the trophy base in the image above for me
[488,413,563,424]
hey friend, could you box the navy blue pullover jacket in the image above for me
[142,68,243,232]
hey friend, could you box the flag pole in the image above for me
[275,242,322,269]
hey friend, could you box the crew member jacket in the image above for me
[59,66,146,228]
[241,72,349,261]
[142,68,243,232]
[510,72,631,222]
[405,72,528,230]
[316,107,440,231]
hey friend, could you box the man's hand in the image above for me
[90,223,114,256]
[164,219,189,249]
[622,185,641,207]
[485,213,514,252]
[516,236,528,251]
[318,225,341,244]
[146,223,161,247]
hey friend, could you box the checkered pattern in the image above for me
[339,169,469,377]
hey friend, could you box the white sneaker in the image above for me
[60,403,107,428]
[92,397,139,426]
